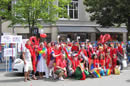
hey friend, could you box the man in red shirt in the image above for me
[54,54,67,81]
[71,42,79,53]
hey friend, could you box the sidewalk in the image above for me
[0,67,130,86]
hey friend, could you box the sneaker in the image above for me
[24,78,27,82]
[59,77,64,81]
[49,73,52,77]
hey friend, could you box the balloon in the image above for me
[40,33,47,38]
[30,36,37,45]
[100,35,103,39]
[98,34,111,44]
[101,36,105,43]
[29,36,39,46]
[104,34,111,43]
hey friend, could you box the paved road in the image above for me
[0,65,130,86]
[0,62,6,71]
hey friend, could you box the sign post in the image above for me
[1,35,22,72]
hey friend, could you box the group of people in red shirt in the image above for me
[24,40,126,81]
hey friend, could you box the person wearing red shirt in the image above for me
[105,53,112,69]
[46,43,53,66]
[75,44,88,62]
[46,43,53,77]
[49,44,61,77]
[53,44,62,61]
[110,43,117,72]
[99,54,105,76]
[99,54,105,69]
[112,54,117,71]
[71,42,79,53]
[103,43,108,54]
[118,43,123,55]
[93,57,99,68]
[89,54,101,78]
[54,54,67,81]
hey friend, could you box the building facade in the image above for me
[2,0,127,42]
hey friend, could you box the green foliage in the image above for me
[0,0,71,36]
[0,0,11,20]
[12,0,70,26]
[84,0,130,27]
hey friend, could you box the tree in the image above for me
[84,0,130,40]
[10,0,71,36]
[0,0,11,42]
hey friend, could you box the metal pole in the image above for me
[6,57,7,72]
[0,16,1,43]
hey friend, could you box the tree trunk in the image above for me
[29,26,32,37]
[0,16,2,43]
[128,16,130,41]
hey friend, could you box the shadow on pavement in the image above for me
[126,80,130,83]
[4,73,24,77]
[0,78,24,83]
[42,78,59,82]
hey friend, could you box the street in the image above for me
[0,65,130,86]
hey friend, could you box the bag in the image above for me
[114,68,120,75]
[122,59,127,68]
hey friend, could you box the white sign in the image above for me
[4,48,16,57]
[12,36,22,43]
[1,35,12,43]
[1,35,22,43]
[18,39,28,52]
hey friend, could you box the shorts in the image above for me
[55,69,64,75]
[24,62,33,72]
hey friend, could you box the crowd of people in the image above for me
[22,39,127,82]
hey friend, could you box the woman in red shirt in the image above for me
[99,54,105,76]
[99,54,105,69]
[54,54,67,81]
[105,52,112,69]
[71,42,79,53]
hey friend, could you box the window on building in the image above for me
[59,0,79,20]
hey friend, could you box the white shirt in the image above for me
[23,47,32,62]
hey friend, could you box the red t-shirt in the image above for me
[54,49,62,61]
[105,57,111,69]
[93,59,99,68]
[100,59,105,67]
[46,47,52,66]
[112,56,117,69]
[110,48,117,58]
[54,59,66,71]
[118,46,123,55]
[71,46,79,52]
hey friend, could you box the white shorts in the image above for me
[24,62,33,72]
